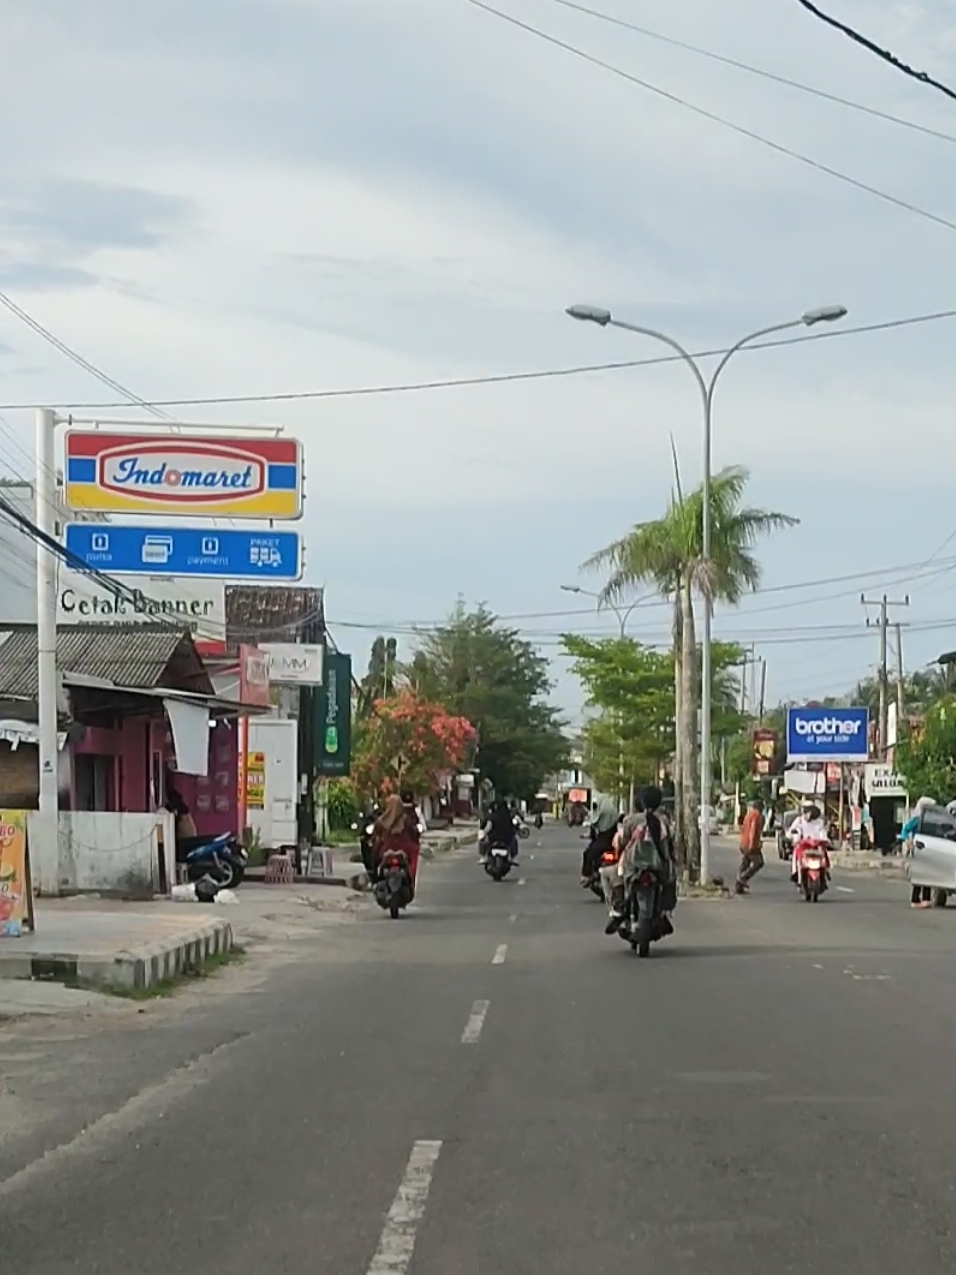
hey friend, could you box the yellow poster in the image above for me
[0,810,34,937]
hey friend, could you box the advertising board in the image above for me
[65,432,302,519]
[786,706,869,763]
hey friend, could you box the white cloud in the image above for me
[0,0,955,714]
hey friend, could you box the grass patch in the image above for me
[322,829,361,847]
[58,947,247,1001]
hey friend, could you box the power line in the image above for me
[0,291,174,422]
[542,0,956,144]
[0,305,953,411]
[793,0,956,104]
[462,0,956,234]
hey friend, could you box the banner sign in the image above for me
[57,569,225,634]
[261,643,324,686]
[0,810,34,937]
[786,706,869,763]
[864,763,907,798]
[752,728,777,776]
[238,646,271,707]
[245,752,266,809]
[65,432,303,520]
[65,524,302,580]
[314,652,352,776]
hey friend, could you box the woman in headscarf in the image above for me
[901,795,936,908]
[372,793,423,898]
[581,794,620,885]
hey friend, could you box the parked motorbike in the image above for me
[178,833,247,889]
[533,811,543,829]
[374,847,413,918]
[485,840,514,882]
[795,839,831,902]
[517,822,531,841]
[618,867,669,958]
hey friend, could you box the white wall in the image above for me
[28,810,175,895]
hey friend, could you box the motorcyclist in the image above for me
[582,795,619,886]
[604,787,675,936]
[372,793,422,899]
[481,799,520,863]
[790,803,829,883]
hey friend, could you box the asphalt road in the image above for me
[4,824,956,1271]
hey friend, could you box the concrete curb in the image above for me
[0,919,234,992]
[831,853,906,880]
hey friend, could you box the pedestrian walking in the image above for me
[735,798,765,895]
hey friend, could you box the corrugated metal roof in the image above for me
[0,625,207,700]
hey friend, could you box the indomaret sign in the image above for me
[65,432,303,519]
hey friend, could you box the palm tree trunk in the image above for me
[671,592,686,871]
[680,578,701,879]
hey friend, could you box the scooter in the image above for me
[794,839,831,902]
[618,867,671,958]
[484,840,514,882]
[374,847,413,918]
[177,832,247,889]
[533,811,544,829]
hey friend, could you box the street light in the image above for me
[566,301,848,883]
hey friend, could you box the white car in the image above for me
[698,805,718,836]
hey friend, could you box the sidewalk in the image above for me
[830,849,907,879]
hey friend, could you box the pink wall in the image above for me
[172,720,239,837]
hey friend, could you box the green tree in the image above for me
[895,698,956,801]
[561,636,674,799]
[410,602,568,800]
[585,465,795,876]
[358,636,398,719]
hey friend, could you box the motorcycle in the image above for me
[795,839,831,902]
[177,832,248,889]
[485,840,514,882]
[517,822,531,841]
[374,847,413,918]
[618,867,670,958]
[533,811,543,829]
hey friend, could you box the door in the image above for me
[911,806,956,889]
[248,719,299,849]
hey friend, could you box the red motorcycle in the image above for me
[794,839,831,903]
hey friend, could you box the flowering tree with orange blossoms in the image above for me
[352,689,476,799]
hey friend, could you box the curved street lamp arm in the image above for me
[705,319,804,405]
[608,318,709,413]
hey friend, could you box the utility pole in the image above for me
[861,594,909,757]
[894,621,905,730]
[35,408,60,893]
[758,658,767,723]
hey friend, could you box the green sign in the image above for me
[314,651,352,776]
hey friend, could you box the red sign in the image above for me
[65,432,302,519]
[752,729,776,776]
[239,646,271,707]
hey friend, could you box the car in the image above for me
[777,810,801,860]
[909,803,956,906]
[698,805,718,836]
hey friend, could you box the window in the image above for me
[919,807,956,840]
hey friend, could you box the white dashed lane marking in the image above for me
[366,1140,442,1275]
[835,886,854,894]
[492,944,508,965]
[461,1000,490,1044]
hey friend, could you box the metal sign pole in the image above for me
[35,408,59,892]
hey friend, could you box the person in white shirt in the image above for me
[790,804,829,881]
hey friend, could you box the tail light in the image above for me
[601,850,619,865]
[384,854,403,870]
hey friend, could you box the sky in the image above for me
[2,0,956,725]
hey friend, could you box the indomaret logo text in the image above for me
[100,444,264,502]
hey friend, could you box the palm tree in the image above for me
[585,464,796,876]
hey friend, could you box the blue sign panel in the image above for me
[64,524,302,581]
[786,706,869,762]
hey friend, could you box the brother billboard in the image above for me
[786,706,869,763]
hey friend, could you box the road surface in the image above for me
[3,824,956,1271]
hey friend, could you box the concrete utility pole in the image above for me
[861,594,909,757]
[35,408,60,884]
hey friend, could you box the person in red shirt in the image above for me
[735,798,765,895]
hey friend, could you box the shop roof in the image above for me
[0,624,213,700]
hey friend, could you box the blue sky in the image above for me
[1,0,956,722]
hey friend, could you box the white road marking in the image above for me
[508,913,518,923]
[461,1000,490,1044]
[518,877,527,886]
[367,1140,442,1275]
[492,944,508,965]
[812,963,823,970]
[836,886,855,894]
[530,854,535,860]
[844,968,890,981]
